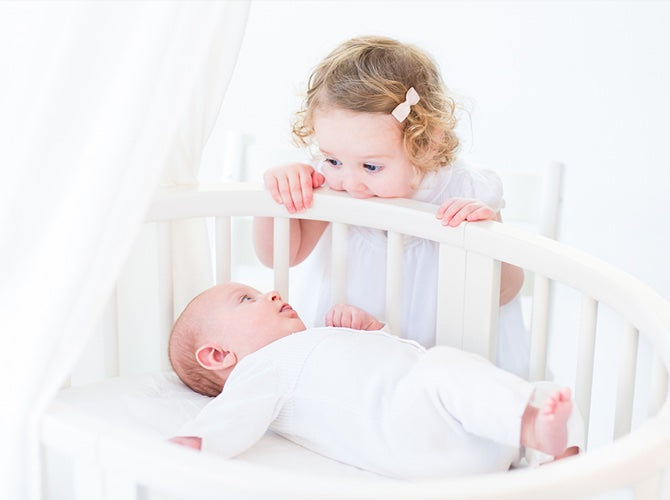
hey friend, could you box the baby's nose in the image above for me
[266,291,281,301]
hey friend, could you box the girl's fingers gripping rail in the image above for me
[436,198,496,226]
[264,163,319,214]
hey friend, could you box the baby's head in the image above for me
[169,283,306,396]
[293,35,459,180]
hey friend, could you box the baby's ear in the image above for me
[195,344,238,371]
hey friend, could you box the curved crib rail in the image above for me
[43,183,670,499]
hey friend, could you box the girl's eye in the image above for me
[240,295,252,302]
[322,158,342,168]
[363,163,383,173]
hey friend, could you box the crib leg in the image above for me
[661,466,670,500]
[103,472,141,500]
[634,471,663,500]
[72,460,140,500]
[72,461,103,500]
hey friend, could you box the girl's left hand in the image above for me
[436,198,497,227]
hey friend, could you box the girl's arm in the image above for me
[500,261,524,305]
[253,163,329,267]
[436,198,524,305]
[253,217,329,267]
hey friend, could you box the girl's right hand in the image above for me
[263,163,326,214]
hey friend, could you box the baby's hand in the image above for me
[168,436,202,450]
[326,304,384,331]
[436,198,497,227]
[264,163,326,214]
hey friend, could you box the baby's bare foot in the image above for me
[535,387,571,456]
[521,387,572,456]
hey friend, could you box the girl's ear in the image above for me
[195,344,238,371]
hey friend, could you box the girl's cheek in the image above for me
[322,172,343,191]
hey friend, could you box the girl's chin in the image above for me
[346,191,373,199]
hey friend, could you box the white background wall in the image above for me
[203,0,670,304]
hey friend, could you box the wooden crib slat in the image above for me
[462,253,500,361]
[539,161,564,238]
[97,290,120,381]
[529,273,550,381]
[575,295,598,447]
[69,292,120,386]
[105,291,120,379]
[649,352,669,418]
[215,216,231,284]
[614,323,639,439]
[74,460,140,500]
[272,217,290,299]
[435,245,499,361]
[436,244,466,348]
[101,473,140,500]
[72,461,105,500]
[156,221,174,371]
[74,455,140,500]
[331,222,348,304]
[385,231,403,335]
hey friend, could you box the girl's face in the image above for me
[313,107,418,199]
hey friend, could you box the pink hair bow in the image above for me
[391,87,420,123]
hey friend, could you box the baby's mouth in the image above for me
[279,303,299,318]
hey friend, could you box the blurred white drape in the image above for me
[0,2,249,498]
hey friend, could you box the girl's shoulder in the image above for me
[414,159,504,211]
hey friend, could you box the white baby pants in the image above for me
[381,345,583,478]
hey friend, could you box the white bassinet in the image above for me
[41,183,670,500]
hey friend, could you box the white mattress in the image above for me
[55,371,385,480]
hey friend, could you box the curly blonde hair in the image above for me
[292,36,459,176]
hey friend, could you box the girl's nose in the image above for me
[266,291,281,301]
[342,168,365,192]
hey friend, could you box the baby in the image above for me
[168,282,578,480]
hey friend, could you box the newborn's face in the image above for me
[201,283,306,359]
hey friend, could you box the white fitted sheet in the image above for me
[55,372,385,480]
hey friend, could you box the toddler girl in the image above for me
[253,36,529,377]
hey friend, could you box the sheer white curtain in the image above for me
[0,2,249,498]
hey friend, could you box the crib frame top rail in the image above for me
[148,182,465,245]
[42,400,670,500]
